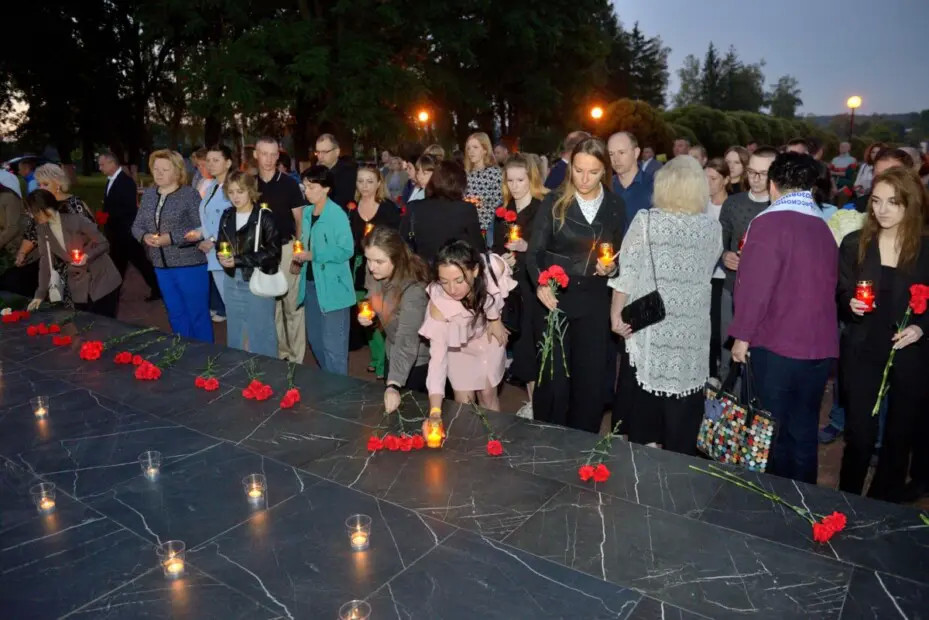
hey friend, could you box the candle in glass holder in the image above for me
[425,418,445,449]
[598,242,613,266]
[358,300,375,321]
[293,239,304,254]
[855,280,875,312]
[508,225,521,243]
[30,482,56,514]
[139,450,162,481]
[30,395,49,419]
[346,514,372,551]
[71,249,85,264]
[339,600,371,620]
[156,540,186,580]
[364,223,374,236]
[217,241,232,258]
[242,473,267,506]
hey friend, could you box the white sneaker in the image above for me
[515,401,533,420]
[211,314,226,323]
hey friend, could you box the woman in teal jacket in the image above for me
[292,165,356,374]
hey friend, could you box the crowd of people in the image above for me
[2,128,928,505]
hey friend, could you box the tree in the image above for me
[672,44,765,112]
[767,75,803,119]
[700,44,723,109]
[623,23,670,108]
[673,55,702,108]
[600,98,673,153]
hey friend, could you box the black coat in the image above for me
[399,197,485,263]
[838,230,929,358]
[350,200,401,285]
[102,171,138,229]
[217,206,282,281]
[526,189,626,318]
[544,159,567,191]
[491,197,541,278]
[330,159,358,210]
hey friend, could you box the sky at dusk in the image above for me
[613,0,929,115]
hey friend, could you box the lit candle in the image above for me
[855,280,875,312]
[144,467,159,481]
[217,241,232,257]
[350,531,369,550]
[157,540,186,580]
[39,497,55,512]
[339,600,372,620]
[293,239,304,254]
[358,300,375,321]
[598,242,613,266]
[71,249,85,264]
[139,450,162,481]
[508,224,521,243]
[31,396,48,419]
[242,473,267,507]
[425,419,445,449]
[165,557,184,576]
[364,223,374,236]
[346,514,371,551]
[30,482,56,515]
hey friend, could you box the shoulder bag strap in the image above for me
[254,207,262,253]
[645,210,659,293]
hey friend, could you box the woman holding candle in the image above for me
[838,167,929,502]
[293,165,355,375]
[526,137,626,433]
[25,189,122,316]
[464,132,503,244]
[132,149,213,342]
[216,171,281,357]
[491,154,548,418]
[350,164,401,378]
[359,227,431,412]
[185,144,234,323]
[609,156,722,455]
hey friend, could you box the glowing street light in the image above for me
[846,95,862,139]
[590,106,604,121]
[417,110,430,124]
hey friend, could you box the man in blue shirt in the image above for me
[608,131,653,228]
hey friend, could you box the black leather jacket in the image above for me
[217,206,282,281]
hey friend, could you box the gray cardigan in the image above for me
[132,186,206,269]
[365,273,430,387]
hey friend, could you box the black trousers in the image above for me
[709,278,723,378]
[532,292,610,434]
[614,350,704,455]
[105,222,159,295]
[839,348,928,501]
[74,286,120,318]
[509,268,546,385]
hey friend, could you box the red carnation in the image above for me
[37,323,49,335]
[49,324,61,334]
[367,436,383,452]
[400,435,414,452]
[284,388,301,403]
[411,434,425,450]
[384,434,401,451]
[204,377,219,391]
[495,206,507,218]
[52,335,72,346]
[486,439,504,456]
[79,341,104,360]
[132,354,144,366]
[812,521,835,543]
[821,511,847,534]
[242,387,255,399]
[537,269,551,286]
[19,311,30,319]
[592,463,611,483]
[2,314,14,323]
[95,210,109,226]
[347,201,357,211]
[504,210,517,223]
[908,284,929,315]
[114,351,132,364]
[195,376,207,388]
[26,325,38,337]
[578,465,595,481]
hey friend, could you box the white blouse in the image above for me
[575,185,604,224]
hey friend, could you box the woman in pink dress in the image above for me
[419,240,515,419]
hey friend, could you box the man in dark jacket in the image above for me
[544,130,590,190]
[98,151,160,300]
[315,133,357,210]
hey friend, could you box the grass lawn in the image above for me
[72,174,152,210]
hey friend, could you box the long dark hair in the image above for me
[858,167,929,271]
[25,189,63,217]
[433,240,488,327]
[361,226,430,288]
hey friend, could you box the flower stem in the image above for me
[873,308,911,416]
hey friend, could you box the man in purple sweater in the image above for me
[729,153,839,484]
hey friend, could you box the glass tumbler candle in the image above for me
[242,473,267,506]
[30,395,49,419]
[139,451,162,481]
[598,242,613,265]
[338,600,371,620]
[346,514,372,551]
[156,540,186,579]
[425,418,445,449]
[855,280,875,312]
[30,482,56,514]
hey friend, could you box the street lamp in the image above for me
[590,106,604,121]
[417,110,430,124]
[846,95,862,140]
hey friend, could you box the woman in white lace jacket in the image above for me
[609,156,722,455]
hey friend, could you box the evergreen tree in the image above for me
[767,75,804,119]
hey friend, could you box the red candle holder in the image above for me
[71,249,85,264]
[855,280,875,312]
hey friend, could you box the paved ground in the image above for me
[115,261,927,508]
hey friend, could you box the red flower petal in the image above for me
[486,439,504,456]
[537,269,551,286]
[592,463,611,483]
[578,465,595,481]
[384,434,401,451]
[49,324,61,334]
[400,436,414,452]
[367,436,383,452]
[37,324,49,335]
[132,355,144,366]
[195,376,207,388]
[812,521,834,543]
[204,378,219,391]
[26,326,38,336]
[411,435,425,450]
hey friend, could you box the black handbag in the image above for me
[620,211,666,333]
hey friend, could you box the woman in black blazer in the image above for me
[838,167,929,502]
[400,160,484,263]
[527,137,626,433]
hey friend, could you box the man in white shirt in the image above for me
[639,146,662,177]
[830,142,857,175]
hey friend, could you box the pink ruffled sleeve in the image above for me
[483,253,517,320]
[418,284,459,396]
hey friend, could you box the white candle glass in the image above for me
[242,473,267,507]
[339,600,371,620]
[346,514,372,551]
[156,540,186,579]
[30,395,49,419]
[30,482,56,514]
[139,451,162,481]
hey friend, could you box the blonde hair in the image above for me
[501,153,548,205]
[463,132,494,172]
[354,165,388,203]
[424,144,445,160]
[148,149,188,185]
[34,163,70,193]
[652,155,708,215]
[225,170,260,203]
[552,137,612,230]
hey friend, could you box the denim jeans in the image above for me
[224,271,278,358]
[304,281,350,375]
[750,347,831,484]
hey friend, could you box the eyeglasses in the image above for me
[314,147,336,156]
[746,168,768,180]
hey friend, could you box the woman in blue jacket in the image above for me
[292,165,355,374]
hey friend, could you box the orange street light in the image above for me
[417,110,430,123]
[846,95,862,139]
[590,106,604,120]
